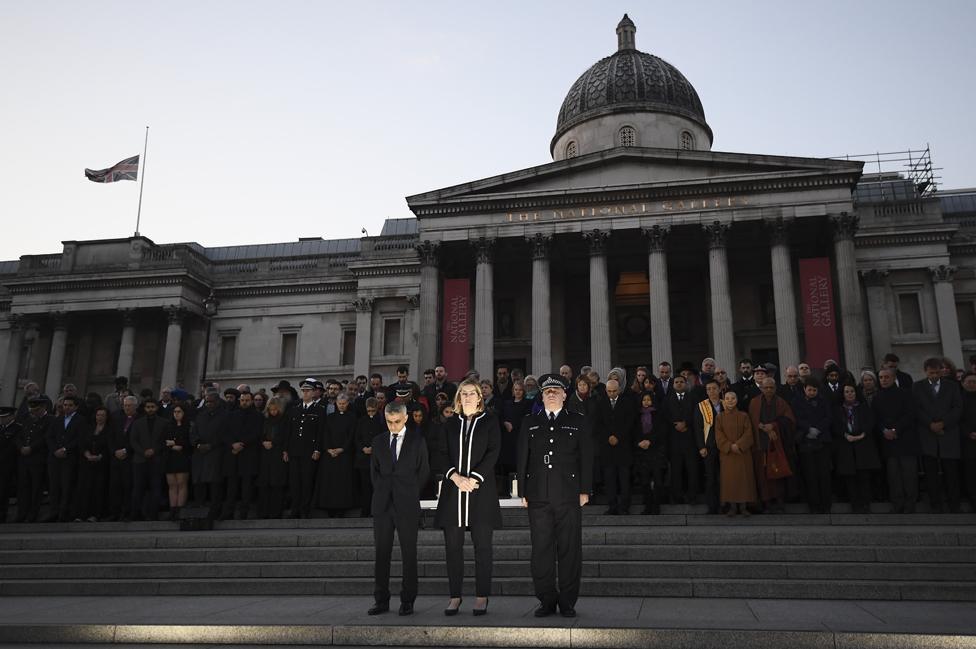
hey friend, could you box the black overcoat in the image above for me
[433,411,503,529]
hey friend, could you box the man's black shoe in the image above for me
[534,604,556,618]
[603,508,618,516]
[398,602,414,616]
[367,602,389,615]
[560,606,577,618]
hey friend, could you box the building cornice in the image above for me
[854,226,956,248]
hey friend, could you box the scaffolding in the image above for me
[830,145,941,201]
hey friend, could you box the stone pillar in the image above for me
[584,229,611,378]
[642,225,673,365]
[2,315,25,406]
[353,297,374,379]
[416,241,440,373]
[766,217,801,371]
[931,265,964,368]
[115,309,137,379]
[406,294,421,377]
[831,214,871,373]
[528,233,553,376]
[44,313,69,397]
[861,270,891,369]
[472,237,496,377]
[704,221,735,372]
[159,307,184,391]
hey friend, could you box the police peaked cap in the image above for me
[538,374,569,391]
[299,378,318,390]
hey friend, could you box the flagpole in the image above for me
[134,126,149,237]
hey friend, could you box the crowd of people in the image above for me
[2,352,976,525]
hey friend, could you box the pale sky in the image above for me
[1,1,974,260]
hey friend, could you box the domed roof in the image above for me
[553,15,711,147]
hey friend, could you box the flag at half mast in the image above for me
[85,155,139,183]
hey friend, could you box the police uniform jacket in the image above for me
[434,411,503,529]
[1,419,24,464]
[46,412,84,458]
[517,409,593,504]
[284,402,325,457]
[15,415,48,464]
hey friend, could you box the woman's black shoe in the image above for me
[444,598,462,616]
[473,598,488,616]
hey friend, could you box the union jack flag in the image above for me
[85,155,139,183]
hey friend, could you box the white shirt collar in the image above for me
[546,409,562,419]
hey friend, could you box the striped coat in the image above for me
[433,411,503,529]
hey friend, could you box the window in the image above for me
[218,335,237,371]
[341,329,356,365]
[566,140,578,159]
[383,318,402,356]
[958,302,976,340]
[898,293,923,334]
[280,332,297,368]
[680,131,694,150]
[618,126,636,147]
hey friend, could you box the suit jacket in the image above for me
[894,369,914,393]
[664,390,697,455]
[434,411,503,529]
[596,395,637,467]
[912,378,962,459]
[873,386,918,458]
[46,412,85,458]
[370,429,429,519]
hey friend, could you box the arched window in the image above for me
[566,140,578,159]
[680,131,695,150]
[618,126,636,147]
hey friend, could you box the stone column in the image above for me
[2,315,25,406]
[766,217,801,371]
[861,270,891,369]
[159,307,184,391]
[406,294,421,377]
[931,265,964,368]
[353,297,374,379]
[44,312,69,397]
[115,309,137,379]
[642,225,673,365]
[416,241,440,373]
[831,214,871,373]
[528,233,553,376]
[472,237,496,377]
[583,229,611,378]
[704,221,735,372]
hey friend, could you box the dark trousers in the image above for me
[800,447,833,513]
[669,448,700,503]
[207,480,226,519]
[257,485,284,519]
[634,462,666,513]
[224,474,254,518]
[886,456,918,512]
[73,459,108,520]
[357,468,373,517]
[0,453,16,522]
[527,499,582,610]
[109,458,132,518]
[701,450,720,513]
[47,455,76,521]
[16,459,44,522]
[845,471,873,512]
[373,509,419,604]
[444,524,494,597]
[923,456,961,510]
[965,458,976,506]
[603,464,631,512]
[288,457,316,517]
[131,459,162,520]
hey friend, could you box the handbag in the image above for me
[765,437,793,480]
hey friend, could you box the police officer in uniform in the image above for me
[283,379,324,518]
[0,406,23,523]
[15,396,51,523]
[517,374,593,618]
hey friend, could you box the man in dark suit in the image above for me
[44,394,86,522]
[597,379,636,515]
[693,380,723,514]
[665,375,699,505]
[654,361,673,403]
[881,353,914,393]
[517,374,593,618]
[912,357,963,513]
[368,401,429,616]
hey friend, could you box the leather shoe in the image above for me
[367,602,389,615]
[560,607,576,618]
[444,598,462,616]
[534,604,556,618]
[398,602,414,616]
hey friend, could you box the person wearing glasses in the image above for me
[434,379,502,616]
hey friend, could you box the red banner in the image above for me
[798,258,840,369]
[441,279,470,381]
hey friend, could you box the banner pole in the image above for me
[135,126,149,236]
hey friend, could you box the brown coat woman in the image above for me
[715,391,758,515]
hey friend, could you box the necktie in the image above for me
[549,412,556,424]
[390,434,399,468]
[678,393,683,402]
[932,381,940,396]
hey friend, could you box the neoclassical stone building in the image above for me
[2,15,975,404]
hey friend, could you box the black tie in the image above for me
[549,412,556,424]
[678,394,683,402]
[390,434,399,468]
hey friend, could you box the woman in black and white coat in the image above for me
[434,379,502,617]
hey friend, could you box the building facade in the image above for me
[2,15,975,404]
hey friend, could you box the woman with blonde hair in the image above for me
[434,379,502,616]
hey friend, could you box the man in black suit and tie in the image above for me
[654,361,673,404]
[912,357,963,513]
[44,394,86,522]
[597,379,636,515]
[369,401,429,616]
[665,375,699,505]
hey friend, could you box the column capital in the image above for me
[582,229,610,256]
[353,297,374,313]
[764,216,794,246]
[415,240,441,267]
[7,313,25,332]
[526,233,552,260]
[641,225,671,252]
[50,311,68,331]
[165,306,185,325]
[471,237,496,264]
[120,308,138,327]
[860,269,889,287]
[405,294,420,309]
[831,212,860,241]
[703,220,731,249]
[930,264,956,283]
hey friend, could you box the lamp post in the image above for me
[200,291,219,388]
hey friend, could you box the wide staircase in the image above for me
[1,505,974,601]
